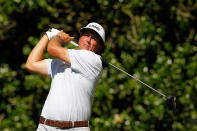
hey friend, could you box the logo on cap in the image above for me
[88,24,101,31]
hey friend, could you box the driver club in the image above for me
[69,41,176,110]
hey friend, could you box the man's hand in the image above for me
[56,31,74,45]
[46,28,60,40]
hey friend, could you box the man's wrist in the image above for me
[54,35,64,45]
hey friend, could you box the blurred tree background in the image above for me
[0,0,197,130]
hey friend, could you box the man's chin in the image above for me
[79,45,90,50]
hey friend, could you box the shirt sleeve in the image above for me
[45,58,67,78]
[45,58,52,78]
[68,49,103,79]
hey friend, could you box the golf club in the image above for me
[69,41,176,110]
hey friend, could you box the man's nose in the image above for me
[87,36,92,42]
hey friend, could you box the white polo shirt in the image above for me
[41,49,103,121]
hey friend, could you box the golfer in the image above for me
[25,22,105,131]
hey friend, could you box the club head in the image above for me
[167,96,176,110]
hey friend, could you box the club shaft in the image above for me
[70,41,79,47]
[108,62,168,99]
[69,41,167,98]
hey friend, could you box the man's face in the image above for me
[78,30,102,53]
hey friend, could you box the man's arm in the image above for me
[25,34,49,76]
[47,31,74,65]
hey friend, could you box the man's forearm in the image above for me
[26,34,49,66]
[47,36,71,65]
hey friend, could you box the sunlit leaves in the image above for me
[1,0,197,130]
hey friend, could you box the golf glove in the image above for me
[46,28,60,40]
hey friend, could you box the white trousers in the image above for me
[36,124,90,131]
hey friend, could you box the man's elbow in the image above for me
[47,44,57,57]
[25,62,33,71]
[47,44,52,55]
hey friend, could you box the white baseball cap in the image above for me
[80,22,105,44]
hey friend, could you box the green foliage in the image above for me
[1,0,197,130]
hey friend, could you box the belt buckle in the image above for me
[55,120,59,127]
[72,121,74,128]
